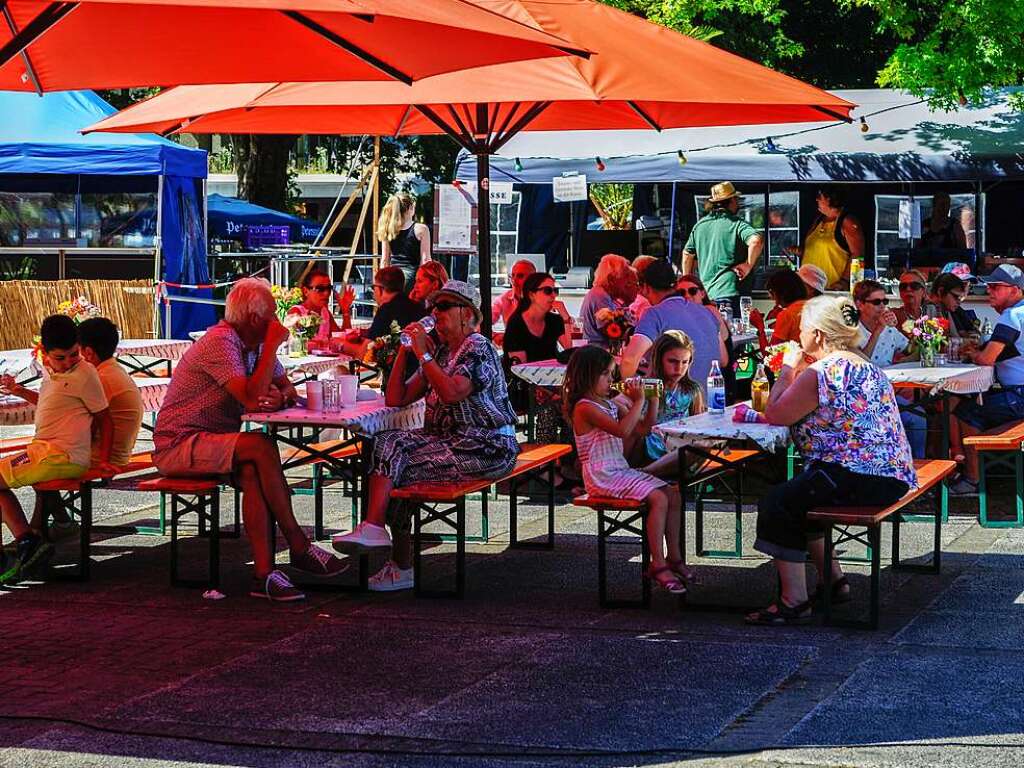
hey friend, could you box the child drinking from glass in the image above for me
[563,345,688,594]
[636,331,706,477]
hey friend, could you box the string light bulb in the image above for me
[859,116,869,133]
[765,136,777,152]
[513,157,523,172]
[595,156,606,172]
[452,179,463,188]
[677,150,687,166]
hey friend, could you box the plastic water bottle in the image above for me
[707,359,726,415]
[400,315,436,347]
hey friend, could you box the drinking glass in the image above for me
[739,296,753,332]
[948,337,962,363]
[322,380,340,412]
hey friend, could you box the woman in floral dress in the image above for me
[332,280,518,592]
[747,295,917,625]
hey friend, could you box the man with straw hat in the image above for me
[682,181,764,314]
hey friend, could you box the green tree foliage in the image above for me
[848,0,1024,108]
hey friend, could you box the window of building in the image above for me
[874,193,983,275]
[491,190,522,286]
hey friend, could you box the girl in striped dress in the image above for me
[564,345,688,594]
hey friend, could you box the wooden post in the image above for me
[343,164,379,284]
[295,164,373,287]
[372,136,381,275]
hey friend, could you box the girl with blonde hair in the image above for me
[747,295,916,626]
[377,192,431,287]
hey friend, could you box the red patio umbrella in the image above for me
[0,0,588,92]
[88,0,856,331]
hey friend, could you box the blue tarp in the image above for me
[0,90,206,178]
[207,193,320,243]
[456,88,1024,184]
[0,90,213,338]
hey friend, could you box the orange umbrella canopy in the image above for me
[0,0,587,92]
[88,0,855,143]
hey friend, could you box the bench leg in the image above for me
[313,463,324,541]
[869,525,881,630]
[456,497,466,598]
[208,492,220,589]
[169,493,179,586]
[509,475,520,547]
[822,523,835,625]
[597,508,650,609]
[547,460,556,548]
[78,486,91,582]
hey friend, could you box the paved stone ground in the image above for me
[0,471,1022,768]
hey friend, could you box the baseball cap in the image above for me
[940,262,977,282]
[980,264,1024,288]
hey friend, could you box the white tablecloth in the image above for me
[243,396,424,437]
[0,377,170,427]
[116,338,193,361]
[279,353,355,380]
[654,405,790,453]
[882,362,994,395]
[511,360,566,388]
[731,330,758,349]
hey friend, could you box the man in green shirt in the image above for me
[681,181,764,312]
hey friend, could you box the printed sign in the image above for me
[552,174,588,203]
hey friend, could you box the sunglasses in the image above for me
[680,286,701,297]
[311,285,332,293]
[861,298,889,306]
[899,282,924,291]
[536,286,559,296]
[432,300,463,312]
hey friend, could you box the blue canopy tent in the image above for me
[0,90,211,338]
[455,89,1024,270]
[207,193,320,244]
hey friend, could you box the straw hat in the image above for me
[707,181,741,203]
[427,279,483,324]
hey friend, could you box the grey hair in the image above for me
[593,253,633,290]
[800,295,862,352]
[225,277,275,325]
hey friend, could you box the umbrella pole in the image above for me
[477,151,493,337]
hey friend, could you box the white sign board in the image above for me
[488,181,514,205]
[552,174,588,203]
[898,199,922,239]
[436,182,475,251]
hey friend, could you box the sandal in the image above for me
[647,565,687,595]
[667,558,700,585]
[812,576,852,606]
[744,598,813,626]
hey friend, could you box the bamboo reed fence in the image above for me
[0,280,155,349]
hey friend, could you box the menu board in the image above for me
[434,182,477,253]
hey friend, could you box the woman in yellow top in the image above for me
[785,188,865,291]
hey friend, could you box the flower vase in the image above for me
[288,333,307,359]
[919,344,936,368]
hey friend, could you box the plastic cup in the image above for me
[338,374,358,407]
[305,381,323,411]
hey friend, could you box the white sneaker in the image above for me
[368,560,414,592]
[332,521,392,553]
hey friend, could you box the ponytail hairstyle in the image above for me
[562,345,614,422]
[512,272,552,319]
[800,295,862,352]
[649,331,705,415]
[376,192,416,243]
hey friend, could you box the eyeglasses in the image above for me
[432,300,463,312]
[311,285,332,293]
[899,282,924,291]
[536,286,559,296]
[372,284,384,291]
[950,292,966,302]
[861,298,889,306]
[680,286,701,297]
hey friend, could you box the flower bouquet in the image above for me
[56,296,102,324]
[271,285,302,321]
[761,341,801,374]
[364,321,402,383]
[902,316,949,367]
[282,312,321,357]
[594,306,636,355]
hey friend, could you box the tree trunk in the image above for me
[234,135,296,211]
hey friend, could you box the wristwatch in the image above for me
[419,352,434,364]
